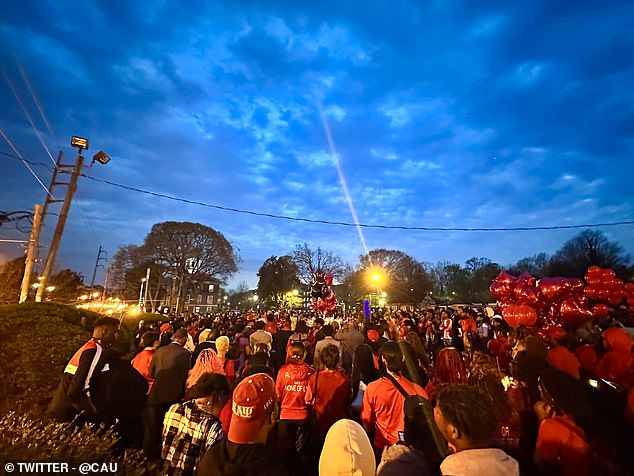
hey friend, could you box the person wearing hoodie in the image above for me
[275,341,316,473]
[433,384,519,476]
[195,373,287,476]
[319,419,375,476]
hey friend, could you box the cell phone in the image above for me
[398,431,405,442]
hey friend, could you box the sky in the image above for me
[1,0,633,291]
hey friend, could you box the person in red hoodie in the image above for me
[275,341,315,472]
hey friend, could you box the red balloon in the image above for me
[539,277,571,302]
[584,286,599,299]
[325,272,334,286]
[608,293,622,306]
[490,271,517,302]
[568,278,584,293]
[592,303,609,317]
[514,281,540,306]
[602,269,616,279]
[624,282,634,293]
[502,304,537,328]
[517,272,537,287]
[559,294,594,327]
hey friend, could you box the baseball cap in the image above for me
[228,373,277,444]
[160,323,171,333]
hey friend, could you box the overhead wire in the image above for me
[4,150,634,233]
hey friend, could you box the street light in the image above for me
[138,277,147,310]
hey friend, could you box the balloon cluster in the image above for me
[310,271,337,316]
[490,266,632,331]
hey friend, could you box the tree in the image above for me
[48,269,83,302]
[257,255,300,307]
[548,230,630,278]
[463,257,501,303]
[0,257,24,303]
[144,222,239,280]
[357,249,433,304]
[291,243,345,284]
[143,222,239,313]
[508,252,550,277]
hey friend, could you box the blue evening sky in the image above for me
[1,0,633,290]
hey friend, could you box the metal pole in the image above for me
[143,266,151,310]
[36,153,84,302]
[88,245,104,299]
[19,203,43,303]
[138,279,146,309]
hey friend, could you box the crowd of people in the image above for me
[46,304,634,475]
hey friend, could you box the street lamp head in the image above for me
[92,150,111,165]
[71,136,89,151]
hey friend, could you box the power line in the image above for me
[6,151,634,232]
[74,171,634,233]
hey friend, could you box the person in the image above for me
[377,395,446,476]
[361,341,427,456]
[132,331,160,393]
[440,311,453,347]
[47,316,120,422]
[144,328,192,461]
[249,320,273,353]
[424,347,467,396]
[187,348,225,389]
[276,341,316,472]
[162,373,230,476]
[319,419,376,476]
[350,343,380,415]
[192,329,217,366]
[215,336,235,385]
[313,325,343,370]
[195,373,288,476]
[305,344,349,438]
[433,384,519,476]
[93,340,148,450]
[335,319,365,357]
[273,318,294,372]
[533,368,619,476]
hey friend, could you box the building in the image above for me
[183,277,223,314]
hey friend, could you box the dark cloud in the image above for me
[1,0,633,287]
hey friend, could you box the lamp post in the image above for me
[138,278,147,310]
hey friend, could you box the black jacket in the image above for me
[147,342,191,405]
[196,439,288,476]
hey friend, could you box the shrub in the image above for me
[0,412,155,475]
[0,303,103,413]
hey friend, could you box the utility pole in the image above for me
[88,245,107,299]
[36,153,84,302]
[143,266,151,311]
[19,203,43,303]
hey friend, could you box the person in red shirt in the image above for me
[131,331,159,393]
[305,344,349,438]
[440,311,453,347]
[534,368,618,476]
[361,341,427,455]
[265,313,278,335]
[275,341,315,468]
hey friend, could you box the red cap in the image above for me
[160,323,171,333]
[367,329,380,343]
[228,373,277,444]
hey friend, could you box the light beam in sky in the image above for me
[319,103,370,259]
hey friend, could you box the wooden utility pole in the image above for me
[19,203,43,303]
[36,153,84,302]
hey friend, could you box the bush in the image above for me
[0,303,104,413]
[0,412,154,475]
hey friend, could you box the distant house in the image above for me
[183,277,222,314]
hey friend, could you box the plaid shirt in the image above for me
[161,400,224,476]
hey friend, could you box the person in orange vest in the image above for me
[47,316,120,422]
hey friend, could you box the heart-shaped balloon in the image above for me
[502,303,537,328]
[560,293,594,327]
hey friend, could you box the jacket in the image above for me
[47,339,109,421]
[195,439,288,476]
[148,342,191,405]
[276,362,315,420]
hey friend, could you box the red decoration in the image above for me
[502,304,537,328]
